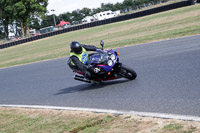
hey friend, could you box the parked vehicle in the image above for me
[29,29,37,36]
[39,26,54,34]
[82,16,95,23]
[9,36,21,41]
[93,10,120,21]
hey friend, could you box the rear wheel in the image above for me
[118,65,137,80]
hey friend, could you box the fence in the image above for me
[0,0,195,49]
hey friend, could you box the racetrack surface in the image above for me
[0,35,200,117]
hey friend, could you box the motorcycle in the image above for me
[72,40,137,83]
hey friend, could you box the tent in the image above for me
[56,21,70,26]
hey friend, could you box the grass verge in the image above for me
[0,4,200,68]
[0,107,200,133]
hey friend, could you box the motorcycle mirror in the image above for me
[100,40,104,50]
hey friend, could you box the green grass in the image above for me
[0,108,199,133]
[0,109,114,133]
[0,4,200,68]
[163,123,183,131]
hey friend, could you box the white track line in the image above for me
[1,104,200,122]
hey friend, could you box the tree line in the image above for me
[0,0,166,39]
[39,0,165,29]
[0,0,47,39]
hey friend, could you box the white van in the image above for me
[93,10,120,21]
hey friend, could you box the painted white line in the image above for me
[1,104,200,122]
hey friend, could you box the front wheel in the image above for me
[117,65,137,80]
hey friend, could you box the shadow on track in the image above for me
[55,79,130,95]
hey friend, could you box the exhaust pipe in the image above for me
[74,75,91,83]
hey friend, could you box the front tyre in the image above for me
[118,65,137,80]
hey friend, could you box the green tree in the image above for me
[113,2,124,11]
[58,12,71,22]
[13,0,48,37]
[71,9,83,21]
[101,3,115,11]
[92,8,103,14]
[0,0,14,39]
[40,15,55,28]
[29,17,41,30]
[123,0,134,7]
[80,8,92,17]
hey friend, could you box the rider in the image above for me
[68,41,98,79]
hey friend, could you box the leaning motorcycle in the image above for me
[71,40,137,83]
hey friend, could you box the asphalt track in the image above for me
[0,35,200,117]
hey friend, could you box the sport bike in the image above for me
[72,40,137,83]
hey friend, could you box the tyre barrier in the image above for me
[0,0,195,49]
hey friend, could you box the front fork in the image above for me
[113,62,124,78]
[114,62,122,69]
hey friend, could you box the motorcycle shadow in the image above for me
[55,79,130,95]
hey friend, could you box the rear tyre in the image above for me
[118,65,137,80]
